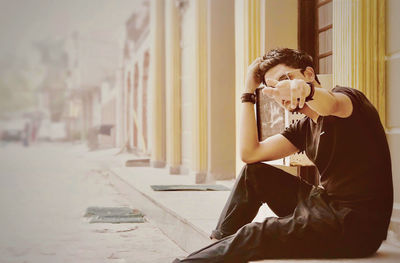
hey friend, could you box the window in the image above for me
[299,0,333,74]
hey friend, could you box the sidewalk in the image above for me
[86,147,400,262]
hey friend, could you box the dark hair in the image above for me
[257,48,320,85]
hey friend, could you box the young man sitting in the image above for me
[173,48,393,263]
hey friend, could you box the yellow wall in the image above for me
[264,0,298,52]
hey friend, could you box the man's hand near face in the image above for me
[244,57,263,93]
[262,79,311,110]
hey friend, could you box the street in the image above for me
[0,142,186,263]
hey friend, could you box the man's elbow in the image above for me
[240,141,267,163]
[240,147,261,164]
[240,155,252,164]
[240,151,249,163]
[240,149,254,164]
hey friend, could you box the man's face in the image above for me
[263,64,309,112]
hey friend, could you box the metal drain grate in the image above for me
[125,158,150,167]
[150,184,231,191]
[84,207,145,223]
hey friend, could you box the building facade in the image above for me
[112,0,400,243]
[116,2,151,155]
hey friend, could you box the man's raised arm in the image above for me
[240,58,299,164]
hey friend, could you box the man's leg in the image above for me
[174,185,344,263]
[174,214,339,263]
[210,162,311,240]
[173,177,381,263]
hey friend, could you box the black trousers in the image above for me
[173,163,382,263]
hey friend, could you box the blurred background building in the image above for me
[0,0,399,244]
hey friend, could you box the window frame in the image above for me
[298,0,333,74]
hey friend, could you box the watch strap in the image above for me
[241,93,256,104]
[305,82,315,102]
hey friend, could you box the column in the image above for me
[115,67,123,148]
[385,0,400,244]
[207,0,236,181]
[234,0,261,174]
[124,66,130,149]
[333,0,386,125]
[133,63,139,149]
[165,0,182,174]
[191,0,208,183]
[129,66,135,150]
[137,60,145,152]
[142,51,151,155]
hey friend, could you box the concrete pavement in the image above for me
[0,142,186,263]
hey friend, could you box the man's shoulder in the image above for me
[332,85,377,116]
[332,86,368,102]
[332,85,356,92]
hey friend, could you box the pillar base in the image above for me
[207,171,235,181]
[151,160,166,168]
[169,166,181,175]
[195,172,219,184]
[389,205,400,246]
[194,172,206,184]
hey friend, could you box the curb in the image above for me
[106,168,211,253]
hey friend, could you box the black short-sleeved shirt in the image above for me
[281,86,393,240]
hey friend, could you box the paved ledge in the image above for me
[84,149,400,262]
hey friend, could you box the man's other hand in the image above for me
[244,57,263,93]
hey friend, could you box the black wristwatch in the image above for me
[241,93,256,104]
[305,82,315,102]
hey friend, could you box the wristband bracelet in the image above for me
[241,93,256,104]
[305,82,315,102]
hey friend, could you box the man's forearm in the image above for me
[239,101,259,161]
[306,87,338,116]
[240,56,263,161]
